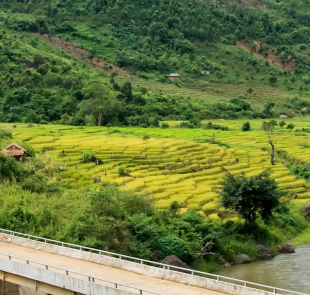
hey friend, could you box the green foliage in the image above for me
[118,166,125,176]
[242,122,251,132]
[262,120,278,132]
[159,235,191,262]
[0,153,25,181]
[17,141,35,158]
[203,122,229,131]
[82,150,93,162]
[286,123,295,131]
[218,170,286,227]
[161,122,169,129]
[279,120,286,129]
[0,129,12,139]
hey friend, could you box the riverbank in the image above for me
[217,243,310,294]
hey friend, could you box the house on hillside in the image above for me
[167,73,180,81]
[0,143,27,161]
[201,71,210,75]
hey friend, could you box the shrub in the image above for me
[0,153,25,181]
[242,121,251,131]
[118,166,125,176]
[159,235,191,262]
[161,122,169,129]
[18,141,35,158]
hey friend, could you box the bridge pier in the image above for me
[1,280,47,295]
[0,281,19,295]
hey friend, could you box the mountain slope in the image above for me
[1,0,310,125]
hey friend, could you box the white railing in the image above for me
[0,228,307,295]
[0,251,163,295]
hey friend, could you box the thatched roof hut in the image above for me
[0,143,27,161]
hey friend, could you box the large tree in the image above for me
[79,85,123,126]
[217,170,285,227]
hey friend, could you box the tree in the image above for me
[82,150,93,163]
[269,76,277,84]
[143,135,151,149]
[262,120,277,132]
[279,120,286,129]
[267,133,275,165]
[263,103,275,116]
[80,85,122,126]
[217,170,285,227]
[61,113,71,123]
[286,123,295,131]
[242,121,251,131]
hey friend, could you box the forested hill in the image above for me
[1,0,310,125]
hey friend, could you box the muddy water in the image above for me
[218,244,310,294]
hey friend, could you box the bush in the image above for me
[118,166,125,176]
[17,141,35,158]
[159,235,191,262]
[0,129,12,139]
[203,122,229,131]
[0,153,25,181]
[242,122,251,131]
[161,122,169,129]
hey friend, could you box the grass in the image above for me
[2,120,310,217]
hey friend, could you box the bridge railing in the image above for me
[0,251,164,295]
[0,228,307,295]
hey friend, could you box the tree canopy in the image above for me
[217,170,285,227]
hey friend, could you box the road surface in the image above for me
[0,240,225,295]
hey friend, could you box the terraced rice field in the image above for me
[5,121,310,216]
[116,76,292,107]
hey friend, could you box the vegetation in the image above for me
[2,0,310,125]
[3,0,310,272]
[218,170,285,227]
[1,121,310,270]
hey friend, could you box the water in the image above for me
[218,244,310,294]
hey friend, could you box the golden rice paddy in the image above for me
[2,118,310,216]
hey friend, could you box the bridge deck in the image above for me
[0,240,224,295]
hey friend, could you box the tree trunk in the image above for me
[270,143,275,165]
[267,134,275,165]
[98,113,102,126]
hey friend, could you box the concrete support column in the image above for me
[0,281,19,295]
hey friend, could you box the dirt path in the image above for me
[0,240,224,295]
[34,33,131,77]
[237,41,295,73]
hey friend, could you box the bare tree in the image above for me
[195,241,215,256]
[267,133,275,165]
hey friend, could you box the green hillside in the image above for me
[1,0,310,124]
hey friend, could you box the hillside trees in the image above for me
[79,84,123,126]
[218,170,285,228]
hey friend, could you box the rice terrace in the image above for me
[3,119,310,218]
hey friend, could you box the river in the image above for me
[218,244,310,294]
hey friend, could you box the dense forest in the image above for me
[1,0,310,124]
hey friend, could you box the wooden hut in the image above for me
[166,73,180,80]
[0,143,26,161]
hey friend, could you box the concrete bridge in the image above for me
[0,229,306,295]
